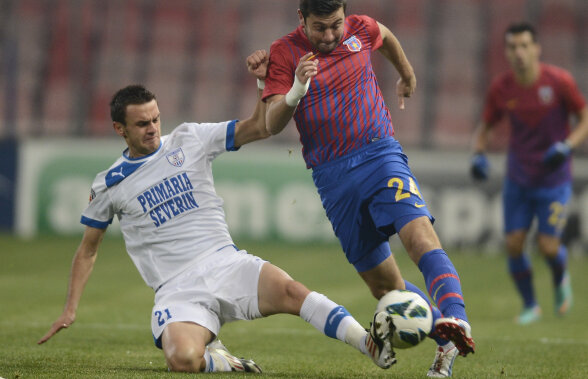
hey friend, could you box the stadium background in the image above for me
[1,0,588,252]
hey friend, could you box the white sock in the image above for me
[300,291,368,353]
[346,320,369,354]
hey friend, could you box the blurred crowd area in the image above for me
[1,0,587,152]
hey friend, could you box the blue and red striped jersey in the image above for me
[263,15,394,168]
[483,63,586,187]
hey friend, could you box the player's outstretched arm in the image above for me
[234,50,272,148]
[376,22,416,110]
[265,52,318,135]
[37,226,106,344]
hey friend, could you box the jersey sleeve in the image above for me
[263,40,295,100]
[354,15,383,51]
[184,120,240,159]
[81,173,114,229]
[482,78,504,126]
[558,69,587,114]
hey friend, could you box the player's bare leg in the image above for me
[162,322,260,373]
[505,230,526,257]
[397,216,442,265]
[358,255,405,299]
[537,234,559,258]
[161,322,211,372]
[257,262,308,316]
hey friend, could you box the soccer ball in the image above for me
[376,289,433,349]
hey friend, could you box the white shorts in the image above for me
[151,245,266,348]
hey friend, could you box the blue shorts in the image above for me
[312,137,433,272]
[503,178,571,236]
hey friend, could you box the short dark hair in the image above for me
[110,85,156,125]
[505,22,537,42]
[299,0,346,20]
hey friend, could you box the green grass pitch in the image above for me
[1,233,587,378]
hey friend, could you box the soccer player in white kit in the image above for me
[38,50,398,373]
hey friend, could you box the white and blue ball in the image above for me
[376,289,433,349]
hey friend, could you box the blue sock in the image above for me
[418,249,467,323]
[508,254,536,308]
[404,280,445,344]
[545,245,567,287]
[404,280,441,322]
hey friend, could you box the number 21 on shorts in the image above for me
[155,308,173,326]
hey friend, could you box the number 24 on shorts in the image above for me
[387,176,424,206]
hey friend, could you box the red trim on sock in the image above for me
[429,273,460,294]
[437,293,464,307]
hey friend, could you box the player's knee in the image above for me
[278,280,311,314]
[165,344,206,373]
[363,272,405,299]
[505,233,525,255]
[285,280,310,303]
[537,236,560,257]
[359,260,405,300]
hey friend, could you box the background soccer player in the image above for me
[261,1,475,376]
[37,50,399,373]
[470,22,588,325]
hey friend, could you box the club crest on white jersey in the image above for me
[166,148,185,167]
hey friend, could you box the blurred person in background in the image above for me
[37,50,400,373]
[262,0,475,377]
[470,22,588,325]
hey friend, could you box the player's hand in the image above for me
[543,141,571,169]
[295,52,318,84]
[396,75,416,109]
[37,313,75,345]
[470,153,489,181]
[246,49,269,80]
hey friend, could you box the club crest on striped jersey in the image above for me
[343,35,361,52]
[166,148,185,167]
[538,86,554,105]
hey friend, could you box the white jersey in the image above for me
[82,120,239,290]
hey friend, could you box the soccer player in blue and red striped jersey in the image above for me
[262,1,475,376]
[471,22,588,325]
